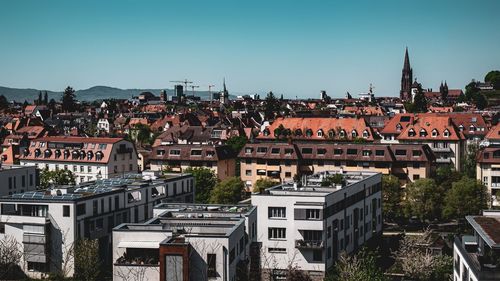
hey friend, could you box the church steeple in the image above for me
[400,47,413,101]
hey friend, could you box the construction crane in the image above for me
[189,85,200,97]
[169,79,193,90]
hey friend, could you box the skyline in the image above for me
[1,0,500,98]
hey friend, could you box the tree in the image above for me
[403,179,444,221]
[209,177,245,204]
[184,167,218,203]
[263,91,280,120]
[0,235,23,280]
[0,95,8,110]
[226,135,247,154]
[61,86,77,112]
[74,238,100,281]
[135,124,153,146]
[474,93,487,110]
[328,248,387,281]
[40,168,76,188]
[462,143,479,179]
[37,91,43,105]
[434,164,461,191]
[48,98,57,112]
[412,84,428,113]
[321,174,345,187]
[43,91,49,105]
[382,175,403,221]
[485,70,500,90]
[442,177,488,219]
[393,230,452,281]
[254,178,278,193]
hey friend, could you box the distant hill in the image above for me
[0,85,236,102]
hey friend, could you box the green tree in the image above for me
[43,91,48,105]
[184,167,218,203]
[462,143,479,179]
[40,169,76,188]
[474,93,487,110]
[209,177,245,204]
[485,70,500,90]
[0,95,8,110]
[321,174,345,187]
[434,165,462,191]
[328,248,387,281]
[412,84,428,113]
[382,175,403,221]
[74,239,100,281]
[442,177,488,219]
[61,86,77,112]
[37,91,43,105]
[403,179,444,221]
[135,124,153,146]
[263,91,280,120]
[253,178,278,193]
[226,135,247,154]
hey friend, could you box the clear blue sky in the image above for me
[1,0,499,98]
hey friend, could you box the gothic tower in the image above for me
[400,47,413,101]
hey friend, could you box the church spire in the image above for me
[403,47,411,72]
[223,77,227,92]
[400,47,413,101]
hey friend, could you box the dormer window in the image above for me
[469,125,475,132]
[351,130,358,138]
[55,149,61,159]
[169,149,181,156]
[362,130,369,138]
[294,129,302,136]
[459,125,464,131]
[257,147,267,154]
[396,123,402,131]
[305,129,313,137]
[95,151,103,161]
[34,149,41,158]
[408,129,416,137]
[44,149,52,158]
[263,129,270,136]
[339,130,346,138]
[431,129,439,137]
[245,147,253,154]
[317,129,324,137]
[419,129,427,137]
[72,150,79,159]
[328,129,335,138]
[64,149,70,159]
[443,129,450,137]
[87,151,93,160]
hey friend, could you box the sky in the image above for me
[1,0,499,98]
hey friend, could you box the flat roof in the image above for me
[467,213,500,249]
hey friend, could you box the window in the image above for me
[362,130,369,138]
[317,130,324,137]
[268,228,286,239]
[301,148,313,154]
[419,129,427,137]
[257,147,267,153]
[413,174,420,180]
[334,149,342,155]
[207,254,217,277]
[169,149,181,155]
[0,223,5,233]
[395,149,406,156]
[63,205,70,217]
[28,262,48,272]
[245,170,252,176]
[431,129,438,137]
[190,149,202,156]
[443,129,450,137]
[285,172,292,177]
[312,250,322,262]
[268,248,286,253]
[347,149,357,155]
[317,148,327,155]
[408,129,416,137]
[284,148,293,155]
[271,148,280,154]
[245,147,253,154]
[306,209,320,219]
[412,150,422,157]
[76,204,86,216]
[362,150,371,156]
[351,130,358,138]
[268,207,286,218]
[93,200,98,215]
[328,130,335,138]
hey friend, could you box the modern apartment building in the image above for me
[19,136,139,184]
[150,144,236,180]
[112,203,257,281]
[453,210,500,281]
[251,171,382,280]
[0,173,194,278]
[0,164,39,196]
[239,142,434,190]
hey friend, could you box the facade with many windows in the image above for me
[0,164,38,196]
[19,136,139,184]
[0,173,194,278]
[252,171,382,280]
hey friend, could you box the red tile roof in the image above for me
[486,124,500,141]
[397,115,464,141]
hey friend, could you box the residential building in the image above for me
[453,210,500,281]
[113,203,257,281]
[0,164,39,196]
[19,136,139,184]
[239,142,434,190]
[252,171,382,280]
[0,173,194,278]
[150,144,236,180]
[477,124,500,206]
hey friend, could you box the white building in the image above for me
[19,136,139,184]
[0,164,38,196]
[112,203,258,281]
[97,118,114,134]
[251,171,382,280]
[0,173,194,279]
[453,210,500,281]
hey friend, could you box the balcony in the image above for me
[436,158,452,163]
[431,147,452,153]
[295,240,324,249]
[454,236,500,280]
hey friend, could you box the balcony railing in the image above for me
[431,147,452,153]
[454,237,500,280]
[295,240,324,249]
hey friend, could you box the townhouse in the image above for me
[239,142,434,190]
[453,210,500,281]
[19,136,138,184]
[112,203,257,281]
[0,173,194,278]
[0,164,39,196]
[252,171,382,280]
